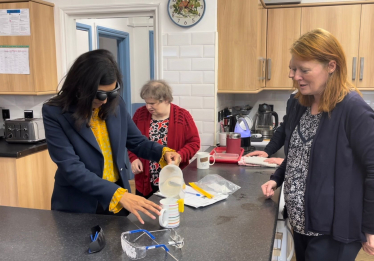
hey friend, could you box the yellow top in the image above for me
[90,108,176,213]
[91,108,127,213]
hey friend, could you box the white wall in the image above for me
[0,0,218,151]
[162,32,217,151]
[0,95,50,119]
[131,17,153,103]
[48,0,217,33]
[76,29,90,57]
[217,90,374,131]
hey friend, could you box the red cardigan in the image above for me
[128,103,200,196]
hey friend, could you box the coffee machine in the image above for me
[252,103,279,139]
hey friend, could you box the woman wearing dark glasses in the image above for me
[42,49,181,224]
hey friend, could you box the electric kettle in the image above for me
[234,117,251,151]
[252,103,279,139]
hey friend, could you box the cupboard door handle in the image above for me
[267,59,272,80]
[262,58,266,80]
[352,57,357,81]
[360,57,364,80]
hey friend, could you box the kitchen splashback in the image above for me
[216,90,374,143]
[0,95,52,119]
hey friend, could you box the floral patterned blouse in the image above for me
[148,118,169,186]
[284,107,322,236]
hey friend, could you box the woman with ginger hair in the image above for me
[256,29,374,260]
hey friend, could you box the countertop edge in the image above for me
[0,139,48,158]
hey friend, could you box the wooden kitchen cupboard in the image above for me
[266,8,301,89]
[217,0,267,93]
[0,150,56,210]
[300,5,361,87]
[0,0,57,95]
[357,4,374,89]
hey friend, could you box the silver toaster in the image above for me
[5,118,45,143]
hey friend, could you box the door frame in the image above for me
[56,4,162,81]
[76,23,93,51]
[149,30,154,80]
[97,26,131,113]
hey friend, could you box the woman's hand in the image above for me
[362,233,374,255]
[261,180,277,198]
[164,152,181,166]
[120,193,162,224]
[245,150,269,158]
[131,159,143,174]
[264,158,284,165]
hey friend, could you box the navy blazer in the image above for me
[42,98,164,213]
[270,92,374,243]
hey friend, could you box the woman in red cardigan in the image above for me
[128,80,200,198]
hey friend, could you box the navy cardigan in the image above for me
[266,92,374,243]
[42,98,164,214]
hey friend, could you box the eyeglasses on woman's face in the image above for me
[96,83,120,101]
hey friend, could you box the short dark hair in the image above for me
[47,49,122,128]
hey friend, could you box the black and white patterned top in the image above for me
[148,118,169,186]
[284,107,322,236]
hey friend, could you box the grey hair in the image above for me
[140,80,173,102]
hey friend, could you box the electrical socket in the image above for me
[24,110,33,118]
[2,109,10,120]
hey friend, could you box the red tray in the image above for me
[209,147,244,164]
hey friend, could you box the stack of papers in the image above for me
[154,185,228,208]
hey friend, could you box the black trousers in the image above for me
[293,231,362,261]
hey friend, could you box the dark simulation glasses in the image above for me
[96,83,120,101]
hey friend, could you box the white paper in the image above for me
[0,9,30,36]
[155,185,229,209]
[0,47,30,74]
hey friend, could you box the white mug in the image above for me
[159,198,181,228]
[196,152,215,169]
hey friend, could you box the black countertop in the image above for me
[0,147,283,261]
[128,148,283,261]
[0,138,47,158]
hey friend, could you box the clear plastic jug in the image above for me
[159,165,184,198]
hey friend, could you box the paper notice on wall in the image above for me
[0,46,30,74]
[0,9,30,36]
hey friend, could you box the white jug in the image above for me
[159,165,184,198]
